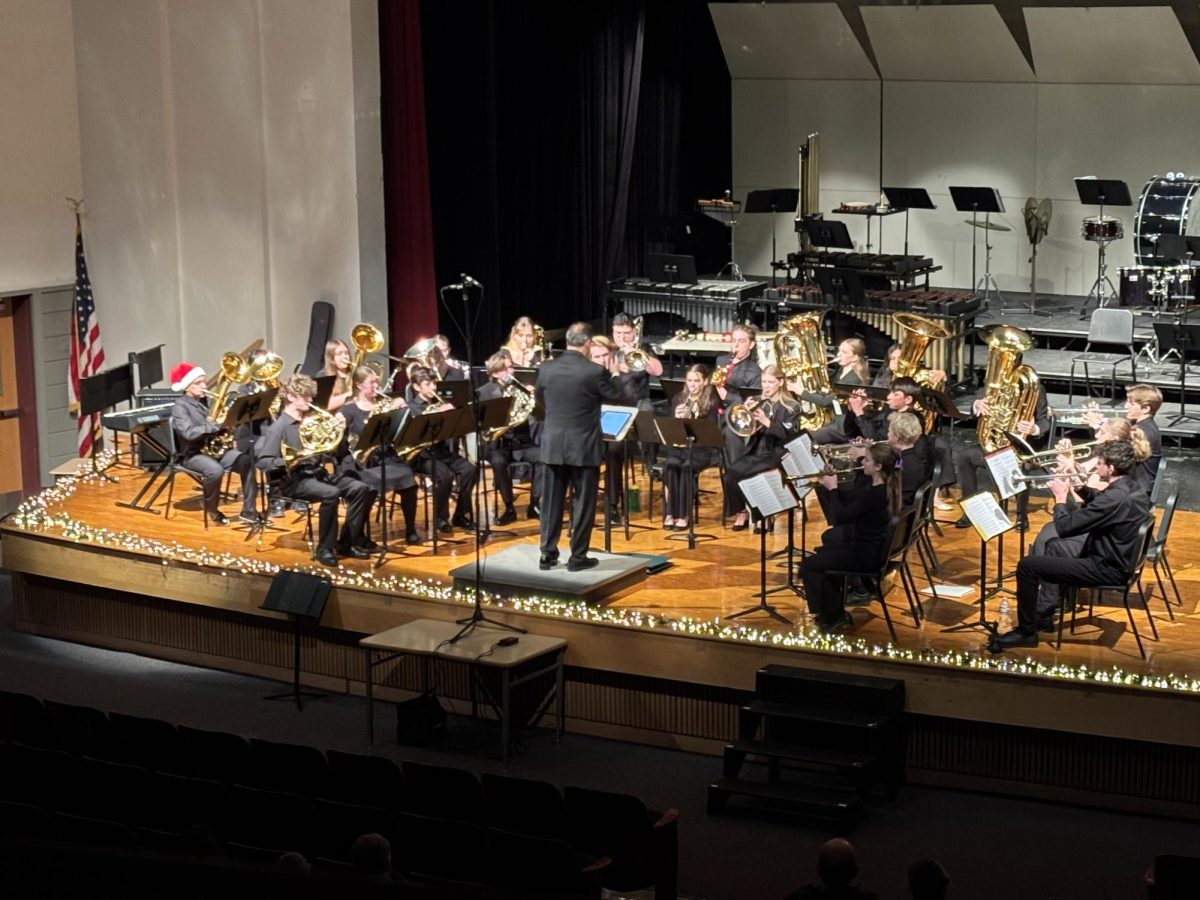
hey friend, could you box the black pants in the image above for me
[284,472,375,554]
[540,464,599,564]
[800,542,872,626]
[488,442,541,510]
[416,452,477,522]
[1015,554,1122,633]
[662,447,720,519]
[1030,522,1087,618]
[181,447,256,516]
[952,444,991,497]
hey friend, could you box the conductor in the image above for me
[536,321,624,571]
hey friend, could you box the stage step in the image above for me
[706,776,861,829]
[739,699,888,732]
[721,738,874,781]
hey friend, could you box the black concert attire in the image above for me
[806,369,866,446]
[407,392,479,528]
[1130,416,1162,491]
[953,384,1051,498]
[801,482,890,628]
[170,394,257,520]
[716,354,762,464]
[536,350,624,566]
[255,411,375,557]
[1014,475,1149,635]
[662,393,721,521]
[723,399,802,519]
[336,402,419,541]
[604,371,647,520]
[477,380,542,516]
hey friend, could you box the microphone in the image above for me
[461,273,482,288]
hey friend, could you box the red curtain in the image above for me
[379,0,438,351]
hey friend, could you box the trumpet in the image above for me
[1018,440,1102,466]
[1011,471,1089,485]
[790,463,866,483]
[1051,406,1103,426]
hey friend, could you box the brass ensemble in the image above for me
[977,325,1040,453]
[773,312,834,432]
[282,403,347,469]
[727,396,773,438]
[893,312,951,431]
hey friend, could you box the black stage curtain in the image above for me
[405,0,730,364]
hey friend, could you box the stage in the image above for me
[4,447,1200,816]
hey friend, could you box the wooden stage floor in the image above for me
[4,459,1200,696]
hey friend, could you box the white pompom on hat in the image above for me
[170,362,205,392]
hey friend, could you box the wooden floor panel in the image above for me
[4,463,1200,686]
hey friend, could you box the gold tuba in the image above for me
[893,312,952,431]
[350,323,385,375]
[977,325,1040,453]
[282,403,347,469]
[773,312,833,432]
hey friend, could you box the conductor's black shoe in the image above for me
[496,508,518,526]
[315,549,338,567]
[211,512,230,527]
[526,502,540,520]
[406,530,422,545]
[355,537,379,551]
[437,518,454,534]
[539,553,559,571]
[954,515,973,529]
[567,556,599,572]
[988,627,1038,652]
[337,543,371,560]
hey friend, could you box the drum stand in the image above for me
[1074,178,1132,319]
[1080,237,1119,319]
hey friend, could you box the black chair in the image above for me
[326,749,408,812]
[488,826,609,898]
[1150,456,1168,507]
[248,737,331,798]
[1147,490,1184,614]
[1147,853,1200,899]
[402,760,484,824]
[5,742,81,811]
[393,811,490,885]
[913,460,945,580]
[149,771,232,834]
[1057,515,1157,660]
[563,785,678,900]
[44,700,111,759]
[0,691,54,748]
[53,811,140,847]
[311,797,398,862]
[481,771,568,841]
[824,508,921,644]
[107,711,184,771]
[224,784,317,856]
[0,799,56,839]
[75,755,156,824]
[177,724,253,783]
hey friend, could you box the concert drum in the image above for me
[1118,266,1152,306]
[1118,264,1197,308]
[1081,216,1122,242]
[1134,175,1200,265]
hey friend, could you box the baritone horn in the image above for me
[621,315,650,372]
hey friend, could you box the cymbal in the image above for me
[964,218,1012,232]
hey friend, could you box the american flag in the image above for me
[67,215,105,457]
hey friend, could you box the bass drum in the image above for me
[1134,175,1200,265]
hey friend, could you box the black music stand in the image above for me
[412,406,470,551]
[654,415,720,549]
[799,217,854,252]
[950,186,1004,311]
[353,407,410,567]
[945,492,1014,638]
[79,363,135,482]
[1154,322,1200,425]
[1076,178,1132,318]
[132,344,165,390]
[746,189,800,287]
[313,375,337,409]
[727,473,798,626]
[226,389,285,545]
[261,570,331,711]
[475,396,518,542]
[647,252,699,285]
[881,187,935,257]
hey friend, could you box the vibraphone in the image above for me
[608,278,767,334]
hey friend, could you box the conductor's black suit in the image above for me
[536,348,624,566]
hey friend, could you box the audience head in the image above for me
[274,851,312,876]
[908,858,950,900]
[351,832,392,878]
[816,837,860,887]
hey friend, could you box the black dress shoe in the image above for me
[539,553,559,571]
[437,518,454,534]
[211,512,230,527]
[567,556,599,572]
[526,503,540,520]
[846,588,873,606]
[237,511,260,526]
[337,543,371,560]
[315,549,338,567]
[452,516,477,532]
[406,530,422,545]
[496,508,518,526]
[988,627,1038,653]
[607,509,624,526]
[954,515,973,529]
[1015,516,1030,534]
[355,537,380,551]
[730,517,749,532]
[819,612,854,634]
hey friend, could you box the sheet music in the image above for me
[959,491,1014,542]
[738,469,798,517]
[985,446,1026,500]
[782,434,822,479]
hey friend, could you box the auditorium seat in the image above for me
[107,711,184,771]
[311,797,398,861]
[393,810,490,884]
[225,784,316,856]
[564,785,679,900]
[0,691,54,748]
[0,799,56,839]
[481,771,568,840]
[177,725,253,783]
[44,700,111,759]
[150,772,232,834]
[487,826,609,898]
[248,736,331,797]
[325,748,408,811]
[402,760,485,824]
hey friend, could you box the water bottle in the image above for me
[997,598,1011,632]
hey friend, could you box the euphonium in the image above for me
[350,323,385,375]
[976,325,1039,453]
[487,377,536,441]
[206,352,251,421]
[727,396,774,439]
[348,396,406,464]
[282,403,347,469]
[893,312,952,431]
[773,312,833,432]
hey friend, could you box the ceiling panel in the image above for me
[708,3,876,80]
[863,5,1033,82]
[1026,6,1200,84]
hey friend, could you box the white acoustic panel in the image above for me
[863,5,1033,83]
[1027,7,1200,84]
[709,3,876,80]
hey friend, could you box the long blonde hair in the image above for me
[760,364,798,410]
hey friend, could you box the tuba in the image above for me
[350,323,385,375]
[773,312,833,432]
[977,325,1040,453]
[282,404,347,469]
[893,312,952,431]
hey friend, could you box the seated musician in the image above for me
[321,339,354,412]
[1085,383,1162,491]
[845,376,922,442]
[715,323,763,464]
[255,374,376,566]
[434,334,468,381]
[611,312,664,390]
[477,351,542,524]
[802,337,872,446]
[886,411,934,508]
[952,380,1050,530]
[662,364,720,530]
[725,365,801,531]
[168,362,258,526]
[236,346,284,517]
[589,336,641,525]
[992,439,1150,652]
[407,365,479,533]
[800,443,902,633]
[501,316,542,368]
[1023,420,1151,635]
[336,367,420,545]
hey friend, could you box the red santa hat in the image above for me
[170,362,205,391]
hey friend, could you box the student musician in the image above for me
[407,365,479,533]
[433,334,468,381]
[168,362,259,527]
[321,339,354,411]
[477,351,542,524]
[255,374,375,567]
[611,312,664,399]
[800,443,902,633]
[336,367,420,545]
[589,336,641,524]
[803,337,872,446]
[724,364,801,531]
[501,316,542,368]
[715,324,763,464]
[661,364,720,531]
[1085,383,1162,490]
[845,376,923,443]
